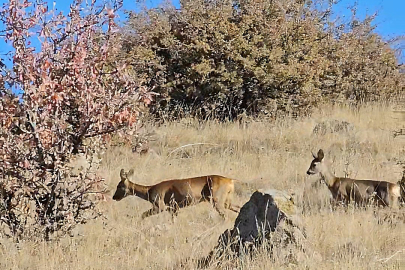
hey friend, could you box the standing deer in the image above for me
[306,149,401,208]
[112,169,240,219]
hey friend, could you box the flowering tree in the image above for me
[0,0,152,240]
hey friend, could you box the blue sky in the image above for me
[333,0,404,62]
[0,0,404,67]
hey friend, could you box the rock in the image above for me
[200,189,312,267]
[313,119,355,136]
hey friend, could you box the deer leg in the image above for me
[330,199,338,211]
[211,197,226,219]
[167,196,180,214]
[167,201,180,223]
[340,194,349,207]
[141,207,159,219]
[214,205,226,219]
[390,194,399,209]
[210,186,228,219]
[224,196,240,213]
[142,199,166,219]
[229,204,241,213]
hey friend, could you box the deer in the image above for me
[112,169,241,219]
[306,149,401,209]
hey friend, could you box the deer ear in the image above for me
[127,169,135,177]
[311,151,316,159]
[120,169,126,180]
[317,149,324,160]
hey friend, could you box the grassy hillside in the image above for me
[1,103,404,269]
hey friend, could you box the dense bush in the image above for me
[0,0,152,240]
[118,0,404,120]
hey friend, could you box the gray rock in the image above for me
[313,119,355,136]
[200,189,312,267]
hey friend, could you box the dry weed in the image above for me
[0,104,404,269]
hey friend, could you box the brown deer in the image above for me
[112,169,241,218]
[306,149,401,208]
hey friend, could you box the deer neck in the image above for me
[127,181,151,201]
[319,163,337,188]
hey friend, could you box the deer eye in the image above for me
[312,162,318,168]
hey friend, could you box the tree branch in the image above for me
[84,124,127,138]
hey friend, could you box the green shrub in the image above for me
[117,0,404,120]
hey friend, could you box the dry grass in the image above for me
[1,103,404,269]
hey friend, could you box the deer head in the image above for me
[306,149,325,175]
[112,169,135,201]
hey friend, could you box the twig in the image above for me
[36,181,51,193]
[168,143,221,157]
[376,249,405,263]
[83,189,109,195]
[84,124,126,138]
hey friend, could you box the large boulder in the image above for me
[200,189,311,267]
[313,119,355,136]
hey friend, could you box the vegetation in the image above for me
[0,0,404,268]
[0,104,404,269]
[0,0,152,240]
[118,0,404,120]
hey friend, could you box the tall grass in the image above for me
[0,103,404,269]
